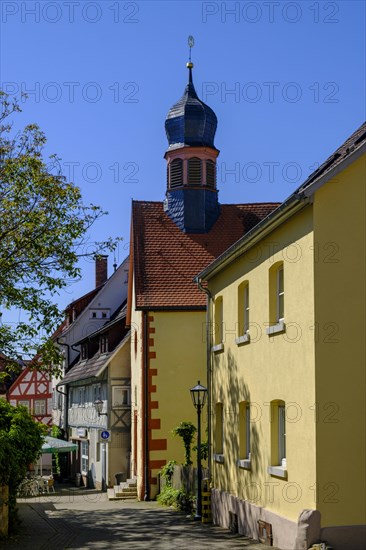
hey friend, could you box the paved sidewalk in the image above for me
[2,490,279,549]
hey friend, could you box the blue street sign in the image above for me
[101,430,110,440]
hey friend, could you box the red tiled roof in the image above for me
[132,201,279,309]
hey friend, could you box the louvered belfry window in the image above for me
[170,158,183,188]
[206,160,216,188]
[187,157,202,185]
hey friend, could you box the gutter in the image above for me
[196,280,213,482]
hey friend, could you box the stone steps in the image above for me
[107,477,138,500]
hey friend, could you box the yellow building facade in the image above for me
[129,291,207,499]
[197,124,366,550]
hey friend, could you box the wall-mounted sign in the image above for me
[100,430,111,442]
[76,428,87,437]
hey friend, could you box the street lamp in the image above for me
[94,399,107,416]
[190,380,207,521]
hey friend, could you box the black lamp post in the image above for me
[190,380,207,521]
[94,399,107,417]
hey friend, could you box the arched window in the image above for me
[206,160,216,188]
[170,158,183,188]
[187,157,202,185]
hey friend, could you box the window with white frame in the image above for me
[100,335,108,354]
[278,404,286,465]
[18,400,30,410]
[277,265,284,322]
[34,399,46,415]
[112,386,130,408]
[268,400,287,477]
[267,262,285,334]
[81,440,89,474]
[214,297,223,345]
[244,284,250,333]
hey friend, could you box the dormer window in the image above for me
[100,336,108,354]
[187,157,202,185]
[81,343,88,360]
[89,309,110,320]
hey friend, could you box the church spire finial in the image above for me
[186,35,194,81]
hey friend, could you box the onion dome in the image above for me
[165,63,218,150]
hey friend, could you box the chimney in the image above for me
[95,256,108,288]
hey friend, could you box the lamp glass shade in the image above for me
[190,381,207,408]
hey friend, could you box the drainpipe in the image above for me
[196,279,212,480]
[56,338,70,434]
[143,311,150,501]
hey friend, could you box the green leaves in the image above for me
[0,398,47,532]
[0,91,120,372]
[172,421,197,466]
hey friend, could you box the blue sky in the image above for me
[1,0,365,315]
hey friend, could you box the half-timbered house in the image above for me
[7,365,52,427]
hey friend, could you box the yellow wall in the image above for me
[148,310,207,497]
[313,155,366,525]
[208,206,317,522]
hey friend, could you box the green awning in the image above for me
[41,436,78,454]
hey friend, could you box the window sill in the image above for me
[266,321,286,336]
[214,453,224,464]
[212,343,224,353]
[235,333,250,346]
[267,465,287,478]
[237,458,251,470]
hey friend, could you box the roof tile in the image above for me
[132,201,279,308]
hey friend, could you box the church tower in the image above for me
[164,48,220,233]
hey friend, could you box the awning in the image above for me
[41,436,78,454]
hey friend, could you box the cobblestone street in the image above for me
[3,490,278,549]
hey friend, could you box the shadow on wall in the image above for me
[212,349,264,538]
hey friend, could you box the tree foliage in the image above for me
[0,91,118,376]
[172,421,197,466]
[0,398,46,532]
